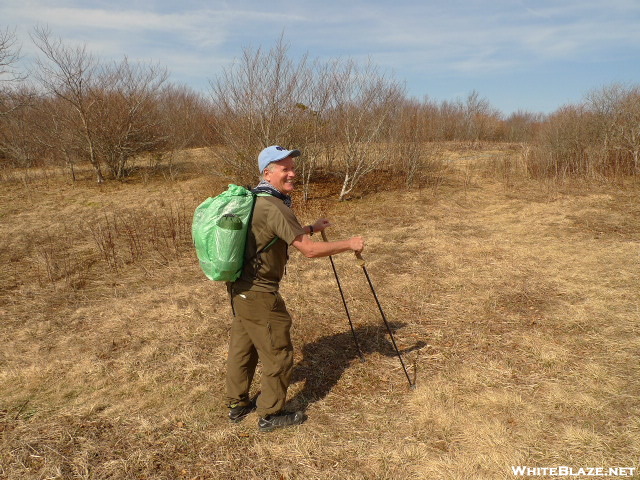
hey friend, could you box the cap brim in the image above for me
[274,149,301,162]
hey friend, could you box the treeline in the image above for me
[0,27,214,183]
[1,28,638,193]
[527,85,640,179]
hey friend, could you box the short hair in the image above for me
[260,162,277,180]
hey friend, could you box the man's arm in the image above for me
[291,233,364,258]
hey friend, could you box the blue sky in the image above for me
[2,0,639,115]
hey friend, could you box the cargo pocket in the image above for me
[267,293,292,351]
[267,319,291,350]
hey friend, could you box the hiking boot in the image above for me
[258,410,307,432]
[228,401,256,423]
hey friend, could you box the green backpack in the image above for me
[192,184,274,282]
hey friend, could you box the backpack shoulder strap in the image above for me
[250,193,279,256]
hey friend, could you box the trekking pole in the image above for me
[321,230,365,361]
[355,252,415,388]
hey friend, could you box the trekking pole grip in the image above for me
[322,229,365,266]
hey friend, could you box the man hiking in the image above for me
[226,145,365,432]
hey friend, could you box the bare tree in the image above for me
[0,27,22,86]
[464,90,502,142]
[325,59,405,200]
[210,42,407,199]
[31,27,105,182]
[526,84,640,180]
[91,57,169,179]
[209,37,313,184]
[389,97,437,186]
[40,96,83,179]
[32,28,173,181]
[286,61,336,201]
[0,27,31,126]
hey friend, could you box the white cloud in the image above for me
[4,0,638,71]
[1,0,638,112]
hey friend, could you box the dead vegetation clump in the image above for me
[1,146,639,479]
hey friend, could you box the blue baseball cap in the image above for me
[258,145,301,173]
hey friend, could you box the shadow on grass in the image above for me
[288,322,426,410]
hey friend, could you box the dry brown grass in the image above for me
[1,146,639,479]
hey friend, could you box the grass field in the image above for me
[1,146,639,479]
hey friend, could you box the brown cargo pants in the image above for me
[226,289,293,417]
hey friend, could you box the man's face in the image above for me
[263,156,296,194]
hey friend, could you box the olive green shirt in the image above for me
[233,195,305,292]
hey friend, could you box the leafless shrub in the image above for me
[587,84,640,175]
[34,232,75,286]
[406,93,506,143]
[23,224,93,290]
[88,213,119,271]
[503,110,545,143]
[86,201,191,271]
[295,108,322,201]
[154,84,212,178]
[37,96,86,180]
[400,101,426,186]
[0,93,85,180]
[527,105,592,179]
[0,88,45,168]
[388,98,445,187]
[431,98,465,140]
[525,84,640,180]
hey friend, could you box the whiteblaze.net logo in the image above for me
[511,466,637,477]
